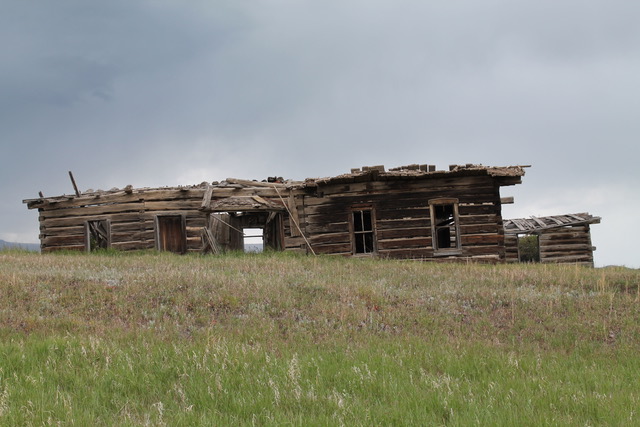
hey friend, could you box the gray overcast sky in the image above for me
[1,1,638,267]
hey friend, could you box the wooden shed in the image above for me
[504,213,601,266]
[24,163,530,262]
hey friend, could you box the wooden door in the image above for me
[157,216,186,254]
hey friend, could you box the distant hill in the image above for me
[244,243,264,253]
[0,239,40,252]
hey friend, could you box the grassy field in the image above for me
[0,250,638,426]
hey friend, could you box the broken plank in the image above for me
[201,184,214,209]
[225,178,287,188]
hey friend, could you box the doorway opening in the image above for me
[517,234,540,262]
[208,211,284,253]
[243,227,264,252]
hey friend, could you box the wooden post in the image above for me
[68,171,81,197]
[201,184,214,210]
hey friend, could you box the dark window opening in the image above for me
[86,220,109,251]
[157,215,186,254]
[436,225,452,249]
[429,199,460,252]
[517,234,540,262]
[352,209,375,254]
[434,204,455,249]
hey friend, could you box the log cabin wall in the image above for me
[288,170,522,262]
[503,214,600,267]
[504,226,596,267]
[24,165,527,260]
[282,189,311,253]
[29,187,208,253]
[538,225,595,266]
[27,180,297,254]
[504,234,520,263]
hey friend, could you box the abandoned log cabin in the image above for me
[504,213,601,267]
[22,163,598,264]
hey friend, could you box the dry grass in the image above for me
[0,250,638,425]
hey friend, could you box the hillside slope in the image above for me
[0,239,39,251]
[0,252,638,425]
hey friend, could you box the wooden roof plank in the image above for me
[530,216,547,228]
[201,184,214,210]
[504,213,600,234]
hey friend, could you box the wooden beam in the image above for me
[225,178,287,188]
[500,196,514,204]
[530,216,547,228]
[201,227,221,254]
[68,171,81,197]
[288,193,301,237]
[201,184,214,210]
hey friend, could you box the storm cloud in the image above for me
[2,1,638,266]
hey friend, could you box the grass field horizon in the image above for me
[1,250,638,425]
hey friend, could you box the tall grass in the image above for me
[0,250,638,425]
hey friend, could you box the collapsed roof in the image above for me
[23,163,527,208]
[303,164,527,187]
[504,213,601,234]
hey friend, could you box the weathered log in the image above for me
[201,184,214,209]
[68,171,81,197]
[225,178,287,188]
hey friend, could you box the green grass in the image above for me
[1,250,639,425]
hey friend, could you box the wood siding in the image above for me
[36,188,207,253]
[504,225,596,267]
[286,176,507,262]
[539,225,595,266]
[504,234,519,263]
[25,165,530,261]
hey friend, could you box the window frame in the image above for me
[428,198,461,255]
[350,206,377,256]
[85,219,111,252]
